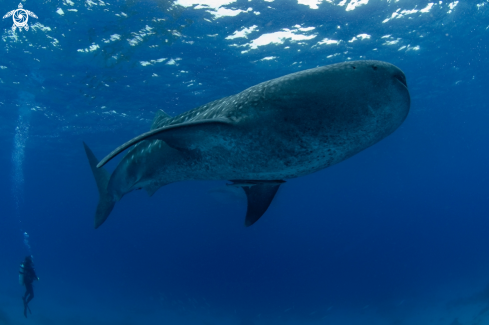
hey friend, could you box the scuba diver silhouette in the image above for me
[19,256,38,318]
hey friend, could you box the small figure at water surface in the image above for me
[19,256,38,318]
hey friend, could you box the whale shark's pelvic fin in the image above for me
[230,180,285,226]
[150,109,172,130]
[97,117,233,168]
[83,142,116,229]
[144,183,162,197]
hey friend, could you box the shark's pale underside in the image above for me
[84,60,410,228]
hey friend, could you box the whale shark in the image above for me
[84,60,410,228]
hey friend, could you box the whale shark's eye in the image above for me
[372,65,378,71]
[352,66,356,69]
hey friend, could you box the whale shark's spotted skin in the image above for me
[84,60,410,228]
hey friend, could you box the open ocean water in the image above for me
[1,0,489,324]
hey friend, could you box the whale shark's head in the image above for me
[262,60,410,153]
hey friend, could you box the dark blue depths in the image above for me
[0,0,489,324]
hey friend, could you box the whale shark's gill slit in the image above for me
[11,91,34,255]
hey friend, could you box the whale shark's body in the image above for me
[84,60,410,228]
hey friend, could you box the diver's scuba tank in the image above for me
[19,263,25,285]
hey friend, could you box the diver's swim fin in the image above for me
[230,180,285,226]
[83,142,116,228]
[22,297,31,317]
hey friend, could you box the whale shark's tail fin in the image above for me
[83,142,115,229]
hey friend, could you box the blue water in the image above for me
[1,0,489,324]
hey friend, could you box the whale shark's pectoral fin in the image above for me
[97,118,233,168]
[230,180,285,227]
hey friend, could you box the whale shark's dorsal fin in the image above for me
[229,180,285,226]
[97,117,234,168]
[151,109,172,130]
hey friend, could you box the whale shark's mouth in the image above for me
[394,72,408,88]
